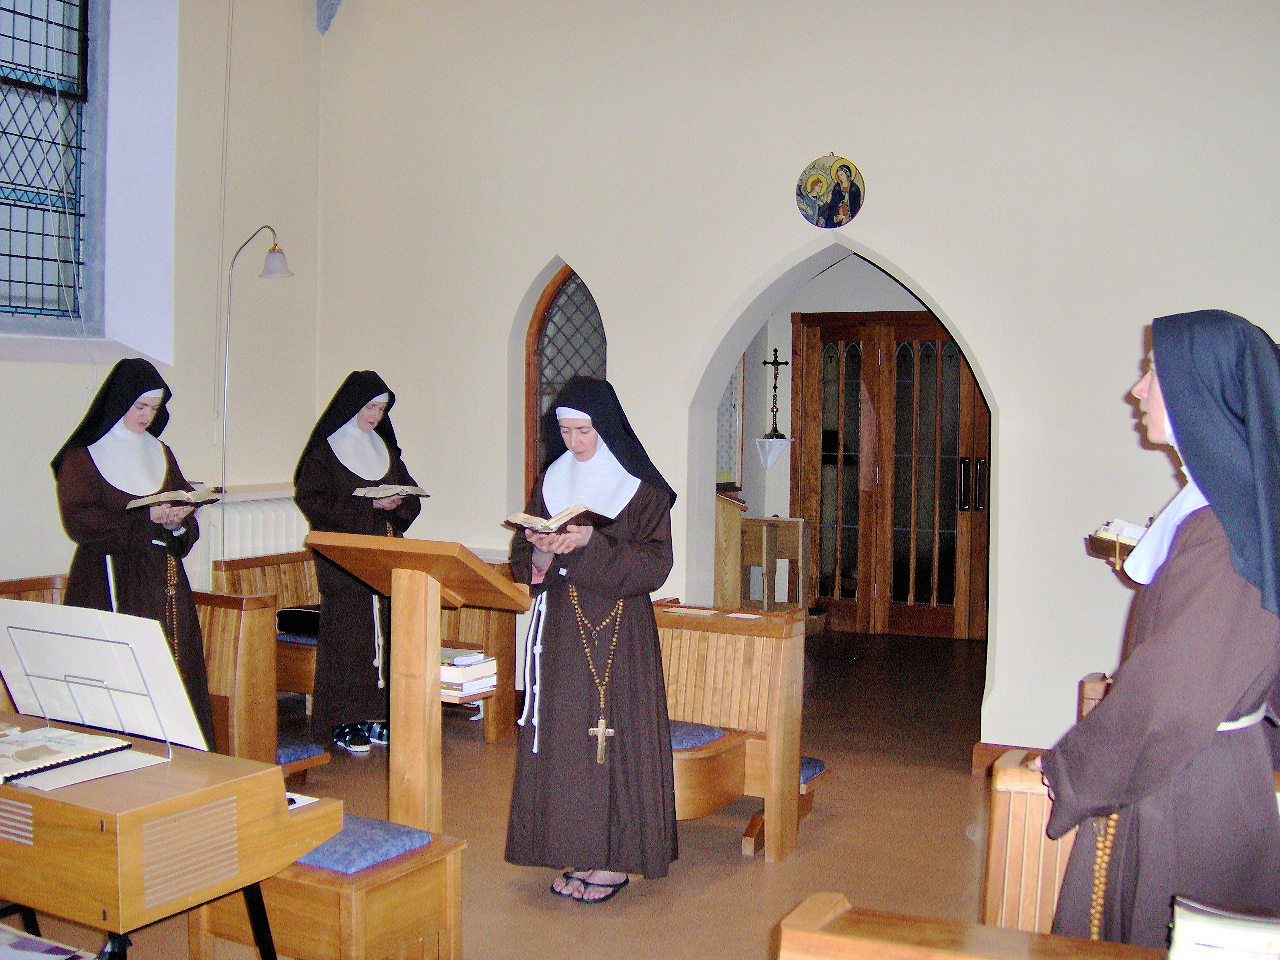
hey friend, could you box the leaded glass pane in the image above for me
[913,343,937,604]
[0,0,85,317]
[715,362,741,484]
[818,342,839,596]
[891,342,914,604]
[937,343,961,605]
[536,273,606,468]
[838,342,861,598]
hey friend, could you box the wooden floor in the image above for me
[31,630,991,960]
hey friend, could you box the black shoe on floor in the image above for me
[332,723,371,753]
[361,720,389,745]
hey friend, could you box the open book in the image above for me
[126,487,221,509]
[353,484,430,499]
[1169,896,1280,960]
[1086,518,1146,567]
[0,724,132,783]
[504,503,614,534]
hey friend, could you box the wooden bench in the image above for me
[0,574,327,783]
[189,816,465,960]
[213,549,518,742]
[212,551,322,707]
[778,892,1164,960]
[656,602,820,862]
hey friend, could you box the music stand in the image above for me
[0,599,207,753]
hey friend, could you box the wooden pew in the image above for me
[213,550,518,742]
[656,602,814,862]
[212,551,321,705]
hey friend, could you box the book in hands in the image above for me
[1092,518,1146,546]
[125,487,221,509]
[1086,518,1147,567]
[504,503,613,534]
[0,726,132,783]
[352,484,430,499]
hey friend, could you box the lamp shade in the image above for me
[756,436,793,470]
[259,244,293,278]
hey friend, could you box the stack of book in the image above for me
[440,647,497,701]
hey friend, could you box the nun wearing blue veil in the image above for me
[1041,311,1280,946]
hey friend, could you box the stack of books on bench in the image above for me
[440,647,497,703]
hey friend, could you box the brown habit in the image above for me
[505,481,678,878]
[1042,507,1280,946]
[55,445,216,748]
[294,441,421,736]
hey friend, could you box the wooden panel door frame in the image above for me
[792,312,913,633]
[791,310,990,640]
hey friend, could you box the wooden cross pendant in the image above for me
[588,715,615,763]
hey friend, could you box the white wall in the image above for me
[313,0,1280,750]
[3,0,1277,752]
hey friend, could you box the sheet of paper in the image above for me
[19,750,166,790]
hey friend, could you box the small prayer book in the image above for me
[504,504,613,534]
[1086,518,1146,568]
[352,484,430,499]
[125,487,221,509]
[0,725,132,783]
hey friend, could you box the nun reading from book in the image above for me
[294,371,422,753]
[1039,310,1280,946]
[52,358,216,748]
[506,376,678,903]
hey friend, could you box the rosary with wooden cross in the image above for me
[570,585,623,763]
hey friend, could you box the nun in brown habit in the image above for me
[1041,310,1280,946]
[52,358,217,749]
[506,376,678,903]
[294,371,422,752]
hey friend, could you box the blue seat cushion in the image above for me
[670,721,729,751]
[800,755,826,784]
[297,814,432,875]
[277,735,325,766]
[277,631,318,646]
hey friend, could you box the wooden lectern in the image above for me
[305,533,529,831]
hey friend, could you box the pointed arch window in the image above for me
[524,265,606,492]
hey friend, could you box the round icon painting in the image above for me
[796,154,864,228]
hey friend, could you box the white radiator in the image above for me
[183,489,309,591]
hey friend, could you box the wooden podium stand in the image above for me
[305,533,529,831]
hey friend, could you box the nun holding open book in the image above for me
[506,376,678,904]
[294,370,424,754]
[52,358,216,748]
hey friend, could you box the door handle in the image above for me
[974,458,987,512]
[958,457,970,511]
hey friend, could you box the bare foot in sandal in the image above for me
[551,869,629,902]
